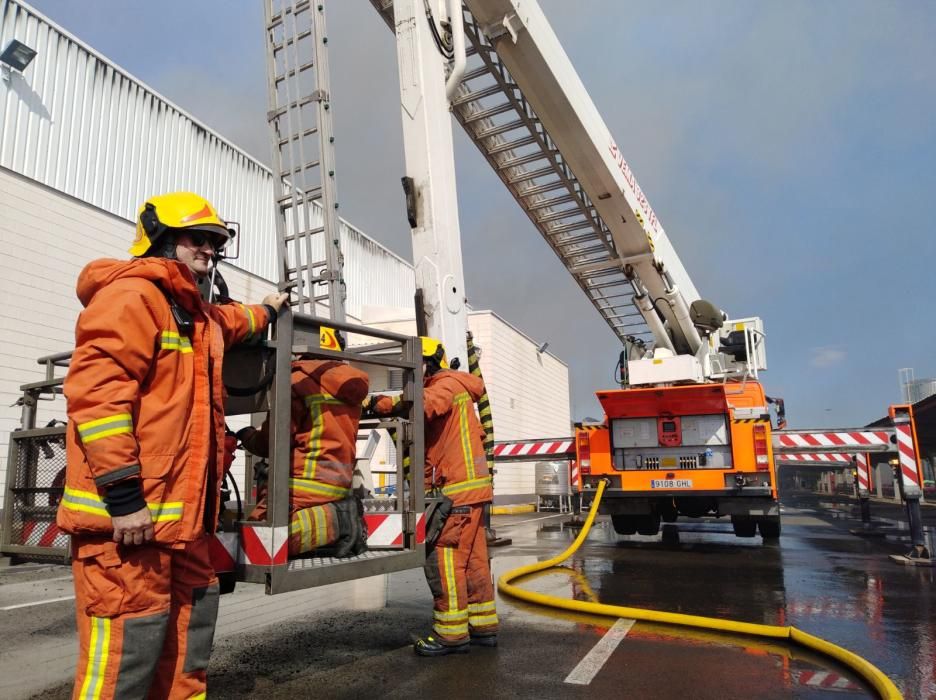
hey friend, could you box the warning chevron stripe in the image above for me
[778,453,852,463]
[855,453,871,491]
[492,439,575,460]
[895,423,921,487]
[774,430,891,451]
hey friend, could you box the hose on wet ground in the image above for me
[496,479,902,700]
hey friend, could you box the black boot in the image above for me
[414,634,470,657]
[330,496,367,557]
[470,634,497,647]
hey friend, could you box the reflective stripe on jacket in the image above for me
[375,370,492,506]
[424,371,493,506]
[57,258,270,545]
[242,359,369,495]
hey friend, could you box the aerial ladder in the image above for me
[372,0,930,557]
[371,0,775,540]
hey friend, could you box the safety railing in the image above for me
[1,351,71,561]
[222,309,427,594]
[1,313,430,591]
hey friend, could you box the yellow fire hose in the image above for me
[497,480,902,699]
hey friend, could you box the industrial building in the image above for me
[0,0,571,504]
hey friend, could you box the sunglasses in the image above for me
[184,230,228,252]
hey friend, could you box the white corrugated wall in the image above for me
[0,0,415,319]
[0,168,280,500]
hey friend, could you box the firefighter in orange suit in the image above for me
[57,192,288,700]
[239,327,370,556]
[369,337,498,656]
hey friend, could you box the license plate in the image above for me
[650,479,693,489]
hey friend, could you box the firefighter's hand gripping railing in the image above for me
[224,309,427,594]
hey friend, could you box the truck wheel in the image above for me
[636,513,661,536]
[611,515,638,535]
[731,515,757,538]
[758,516,781,541]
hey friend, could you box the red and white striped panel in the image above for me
[570,461,581,492]
[774,431,891,450]
[365,511,427,548]
[492,439,574,460]
[894,422,921,488]
[778,453,852,463]
[209,531,239,573]
[240,525,289,566]
[20,520,69,549]
[792,670,860,692]
[855,453,871,492]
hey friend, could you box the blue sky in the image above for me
[27,0,936,428]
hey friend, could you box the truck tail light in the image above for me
[577,431,591,476]
[754,424,769,470]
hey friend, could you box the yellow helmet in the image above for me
[130,192,233,257]
[320,326,346,351]
[421,336,448,369]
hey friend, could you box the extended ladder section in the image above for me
[264,0,346,320]
[370,0,704,351]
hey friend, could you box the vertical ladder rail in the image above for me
[264,0,346,320]
[310,0,346,321]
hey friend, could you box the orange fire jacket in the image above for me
[376,370,492,506]
[243,359,369,501]
[57,258,271,547]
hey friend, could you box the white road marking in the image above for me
[0,595,75,611]
[564,618,635,685]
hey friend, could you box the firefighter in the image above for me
[239,326,370,557]
[57,192,288,700]
[368,337,498,656]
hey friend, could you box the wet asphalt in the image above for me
[4,492,935,699]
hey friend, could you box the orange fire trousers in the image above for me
[424,503,498,644]
[249,490,339,557]
[70,535,218,700]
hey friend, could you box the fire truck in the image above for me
[420,0,782,540]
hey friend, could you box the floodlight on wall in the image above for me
[537,342,549,354]
[1,39,37,82]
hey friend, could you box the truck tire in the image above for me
[636,513,661,536]
[611,515,638,535]
[731,515,757,538]
[758,516,781,541]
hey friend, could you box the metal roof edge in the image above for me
[12,0,269,173]
[11,0,413,268]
